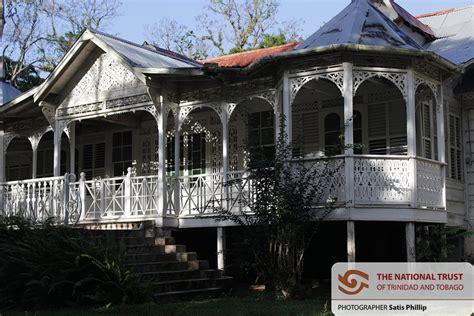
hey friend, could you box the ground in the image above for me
[3,297,332,316]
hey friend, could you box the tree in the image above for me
[144,0,302,58]
[217,116,339,298]
[3,56,44,92]
[2,0,121,89]
[145,18,210,60]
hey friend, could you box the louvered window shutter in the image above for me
[368,103,387,154]
[449,115,462,180]
[422,102,432,159]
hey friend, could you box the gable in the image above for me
[60,52,145,108]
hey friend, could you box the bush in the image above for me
[0,216,148,310]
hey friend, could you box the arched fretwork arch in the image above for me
[290,71,344,105]
[353,71,408,99]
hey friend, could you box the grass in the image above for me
[1,297,332,316]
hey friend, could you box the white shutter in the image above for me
[368,103,387,154]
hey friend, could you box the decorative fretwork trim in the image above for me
[290,71,344,104]
[28,127,54,151]
[353,71,408,99]
[415,76,441,111]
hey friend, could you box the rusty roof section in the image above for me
[391,1,434,38]
[416,8,457,19]
[200,42,299,67]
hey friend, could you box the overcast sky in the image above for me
[111,0,473,46]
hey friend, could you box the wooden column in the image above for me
[343,62,354,206]
[406,222,416,262]
[406,69,417,207]
[437,83,447,209]
[53,121,62,177]
[69,122,76,175]
[157,100,168,218]
[347,221,356,262]
[222,107,230,210]
[217,227,226,271]
[31,142,38,179]
[282,69,292,142]
[174,111,181,214]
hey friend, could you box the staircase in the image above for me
[100,223,232,301]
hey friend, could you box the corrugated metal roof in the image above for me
[390,1,434,38]
[296,0,422,51]
[0,81,21,106]
[92,30,202,69]
[200,42,298,67]
[418,6,474,65]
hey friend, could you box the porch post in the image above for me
[0,129,4,210]
[282,69,292,142]
[174,111,181,214]
[437,83,446,209]
[157,100,168,218]
[53,121,62,177]
[31,141,38,179]
[217,226,226,271]
[343,62,354,206]
[406,69,417,207]
[222,107,230,209]
[405,222,416,262]
[69,122,76,175]
[347,220,356,262]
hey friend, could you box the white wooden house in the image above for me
[1,0,473,266]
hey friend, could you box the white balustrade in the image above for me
[354,156,411,205]
[0,155,446,224]
[416,158,444,209]
[0,176,66,223]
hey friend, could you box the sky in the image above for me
[111,0,473,46]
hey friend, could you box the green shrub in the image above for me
[0,216,149,310]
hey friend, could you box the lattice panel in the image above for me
[354,158,410,204]
[416,159,443,208]
[65,53,141,102]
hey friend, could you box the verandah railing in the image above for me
[0,156,446,224]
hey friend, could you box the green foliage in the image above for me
[218,116,338,298]
[416,224,473,262]
[228,33,291,54]
[0,216,148,310]
[3,57,44,92]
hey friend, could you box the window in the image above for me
[449,114,462,181]
[82,143,105,179]
[187,133,206,175]
[324,113,342,155]
[112,131,133,176]
[417,101,438,160]
[37,149,67,177]
[166,135,184,175]
[248,110,275,162]
[368,102,407,155]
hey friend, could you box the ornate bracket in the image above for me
[415,76,441,112]
[40,101,57,127]
[290,71,344,105]
[3,133,18,152]
[28,127,53,151]
[353,71,408,99]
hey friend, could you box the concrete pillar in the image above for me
[343,62,354,207]
[406,69,417,207]
[217,227,226,271]
[406,222,416,262]
[347,221,356,262]
[32,144,38,179]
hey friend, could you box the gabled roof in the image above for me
[296,0,422,51]
[92,30,202,69]
[200,42,298,67]
[418,6,474,65]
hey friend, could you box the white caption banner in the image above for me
[332,262,473,315]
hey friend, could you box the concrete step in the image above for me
[126,260,208,273]
[151,276,233,293]
[134,269,222,282]
[125,244,186,255]
[155,237,176,246]
[125,252,197,264]
[153,287,227,302]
